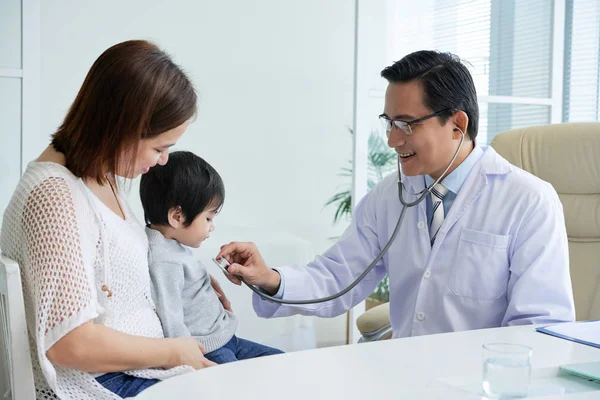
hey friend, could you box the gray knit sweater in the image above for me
[146,227,238,353]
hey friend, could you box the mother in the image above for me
[1,40,215,399]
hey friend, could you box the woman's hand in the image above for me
[167,337,217,370]
[217,242,281,295]
[210,274,232,312]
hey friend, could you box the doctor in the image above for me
[218,50,575,338]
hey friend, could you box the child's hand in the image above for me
[210,274,233,312]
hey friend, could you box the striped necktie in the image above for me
[430,183,449,246]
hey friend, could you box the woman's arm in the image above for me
[47,321,215,372]
[23,177,216,373]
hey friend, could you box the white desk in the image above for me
[135,325,600,399]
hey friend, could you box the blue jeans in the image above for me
[97,336,282,397]
[96,372,159,398]
[204,335,283,364]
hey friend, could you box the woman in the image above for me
[0,40,215,399]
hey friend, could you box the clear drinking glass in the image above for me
[482,343,533,399]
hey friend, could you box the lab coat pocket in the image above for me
[448,228,511,300]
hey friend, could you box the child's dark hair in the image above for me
[140,151,224,227]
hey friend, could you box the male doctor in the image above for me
[218,50,575,338]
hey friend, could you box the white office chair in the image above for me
[0,254,35,400]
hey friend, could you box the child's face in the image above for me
[176,208,217,248]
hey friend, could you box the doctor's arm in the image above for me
[502,189,575,326]
[218,187,389,319]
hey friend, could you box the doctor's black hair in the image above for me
[380,50,479,141]
[140,151,224,227]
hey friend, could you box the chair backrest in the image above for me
[0,254,35,400]
[491,123,600,320]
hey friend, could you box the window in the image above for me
[358,0,599,148]
[384,0,557,144]
[563,0,600,122]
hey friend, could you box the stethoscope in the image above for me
[218,128,465,304]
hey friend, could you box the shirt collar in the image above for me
[424,145,484,195]
[145,226,189,254]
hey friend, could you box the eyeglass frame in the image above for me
[379,108,457,135]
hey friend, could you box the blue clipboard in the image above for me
[536,320,600,349]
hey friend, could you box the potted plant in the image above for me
[325,129,396,310]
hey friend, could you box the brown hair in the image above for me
[51,40,197,183]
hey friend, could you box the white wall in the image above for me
[39,0,355,347]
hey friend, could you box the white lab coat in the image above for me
[254,146,575,338]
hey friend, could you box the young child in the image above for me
[140,150,283,364]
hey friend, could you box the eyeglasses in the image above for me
[379,108,455,136]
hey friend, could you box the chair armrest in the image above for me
[356,302,390,334]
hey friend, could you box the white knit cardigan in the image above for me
[0,162,191,400]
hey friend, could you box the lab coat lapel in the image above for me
[442,168,487,237]
[436,147,512,241]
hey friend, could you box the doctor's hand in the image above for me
[217,242,281,295]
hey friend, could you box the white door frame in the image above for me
[0,0,40,175]
[21,0,41,173]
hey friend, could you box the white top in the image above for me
[135,325,600,400]
[0,162,190,400]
